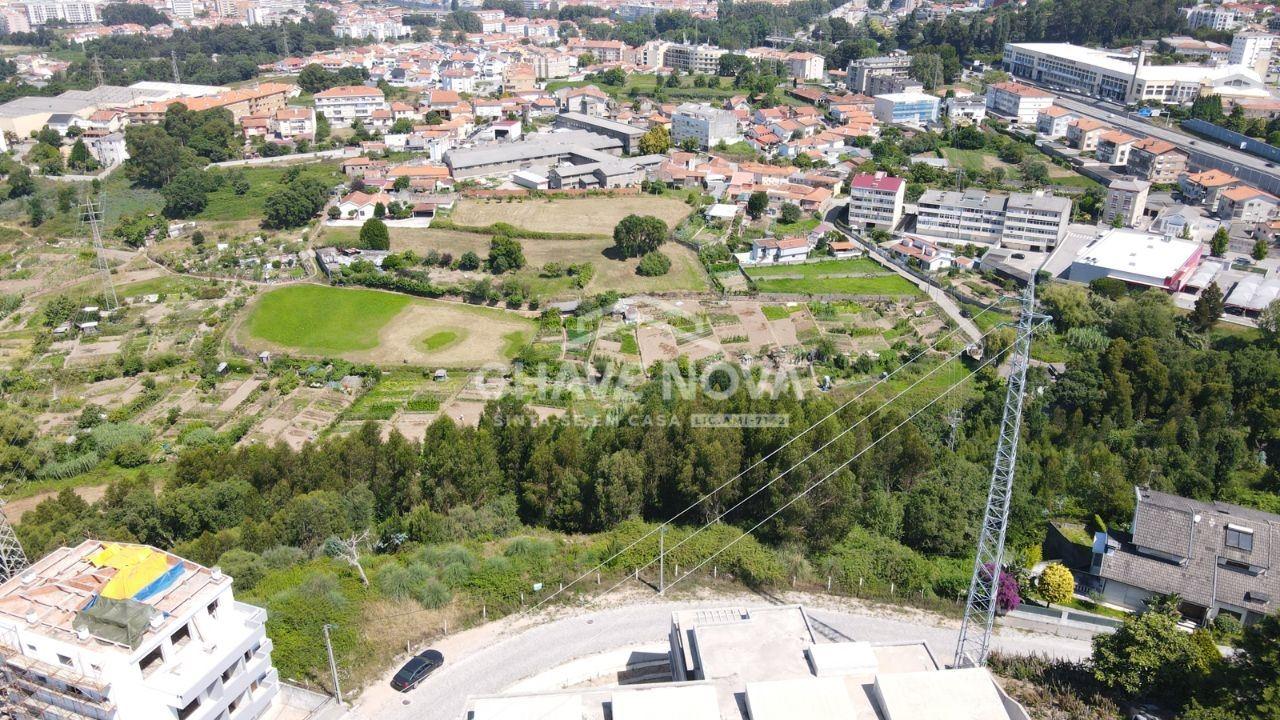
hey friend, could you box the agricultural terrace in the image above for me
[241,284,535,366]
[745,258,921,297]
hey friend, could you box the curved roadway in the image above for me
[350,591,1092,720]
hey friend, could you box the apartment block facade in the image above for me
[314,85,388,122]
[671,103,740,149]
[847,172,906,229]
[985,81,1054,124]
[915,188,1071,251]
[1125,138,1188,184]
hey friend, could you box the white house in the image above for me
[0,540,280,720]
[337,190,394,220]
[985,81,1054,124]
[270,106,315,139]
[749,235,810,264]
[87,132,128,168]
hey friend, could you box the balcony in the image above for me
[2,653,111,695]
[9,672,116,716]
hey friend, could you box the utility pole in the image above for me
[0,480,29,583]
[658,526,666,596]
[322,623,343,703]
[82,197,118,312]
[954,281,1048,668]
[91,55,105,86]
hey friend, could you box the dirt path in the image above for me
[3,484,107,523]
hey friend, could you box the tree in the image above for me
[315,112,331,142]
[392,175,410,191]
[612,214,668,258]
[1227,612,1280,717]
[1018,158,1049,184]
[636,251,671,276]
[124,124,196,188]
[747,190,769,219]
[67,138,97,172]
[390,118,415,135]
[1259,299,1280,340]
[718,53,752,76]
[779,203,802,224]
[1037,562,1075,605]
[638,125,672,155]
[458,251,481,271]
[228,171,250,195]
[1092,611,1208,705]
[161,168,212,218]
[298,64,337,93]
[1191,282,1225,331]
[263,189,311,229]
[487,236,525,274]
[358,218,390,250]
[1253,237,1270,261]
[7,166,34,199]
[1211,226,1230,256]
[56,184,76,214]
[909,53,944,90]
[26,196,43,227]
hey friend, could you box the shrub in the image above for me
[1038,562,1075,605]
[636,251,672,277]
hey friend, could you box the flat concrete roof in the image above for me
[469,693,583,720]
[1072,228,1200,278]
[445,129,620,170]
[874,667,1010,720]
[746,676,859,720]
[610,684,720,720]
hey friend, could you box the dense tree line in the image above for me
[100,2,169,26]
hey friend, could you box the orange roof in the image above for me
[1099,130,1138,144]
[1070,118,1107,132]
[315,85,384,99]
[990,81,1053,98]
[387,164,449,178]
[1186,169,1239,188]
[1221,185,1276,202]
[1131,137,1178,155]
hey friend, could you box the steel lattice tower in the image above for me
[954,281,1046,668]
[0,495,28,582]
[83,197,118,311]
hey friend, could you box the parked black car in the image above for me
[390,649,444,692]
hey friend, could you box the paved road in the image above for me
[349,591,1092,720]
[1031,87,1280,195]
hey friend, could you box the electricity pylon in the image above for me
[82,197,118,311]
[954,280,1048,668]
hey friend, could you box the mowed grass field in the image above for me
[243,284,536,366]
[746,259,920,297]
[449,196,693,236]
[246,284,410,353]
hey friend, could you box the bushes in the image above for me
[36,451,100,480]
[636,251,671,277]
[1038,562,1075,605]
[601,520,784,587]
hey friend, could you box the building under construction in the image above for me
[0,540,279,720]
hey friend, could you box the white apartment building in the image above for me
[916,188,1006,245]
[1002,191,1074,251]
[847,172,906,230]
[313,85,387,123]
[25,0,99,25]
[171,0,194,19]
[334,20,411,41]
[663,44,727,74]
[984,81,1054,124]
[0,541,279,720]
[1004,42,1267,104]
[672,103,740,149]
[1230,33,1274,74]
[1184,5,1242,31]
[915,188,1072,251]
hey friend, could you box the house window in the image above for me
[1226,525,1254,552]
[57,654,73,667]
[171,623,192,650]
[207,599,220,619]
[138,646,164,675]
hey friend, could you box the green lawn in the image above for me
[246,285,410,353]
[746,258,888,278]
[753,275,920,296]
[942,147,1004,175]
[99,171,164,227]
[199,163,343,222]
[546,74,738,101]
[762,304,803,320]
[118,275,217,298]
[421,329,463,352]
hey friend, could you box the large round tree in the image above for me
[612,214,667,258]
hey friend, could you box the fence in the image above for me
[459,187,642,199]
[1181,118,1280,165]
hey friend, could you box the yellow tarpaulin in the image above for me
[89,544,172,600]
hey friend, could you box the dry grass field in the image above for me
[449,195,693,236]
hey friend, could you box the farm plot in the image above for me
[746,258,919,297]
[449,196,693,236]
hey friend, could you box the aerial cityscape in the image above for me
[0,0,1276,718]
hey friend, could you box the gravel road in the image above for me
[349,589,1092,720]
